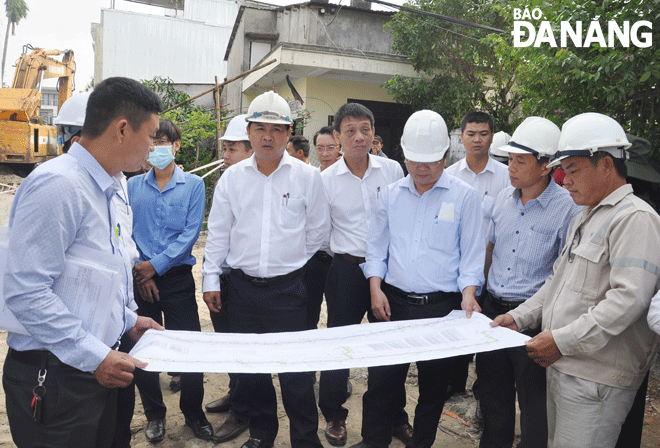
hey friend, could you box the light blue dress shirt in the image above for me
[127,165,205,275]
[362,173,485,294]
[4,143,137,372]
[487,180,580,301]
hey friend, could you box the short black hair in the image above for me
[333,103,374,133]
[460,111,494,133]
[288,134,310,158]
[589,151,628,179]
[313,126,334,146]
[82,77,163,139]
[156,118,182,143]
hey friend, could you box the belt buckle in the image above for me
[250,277,269,286]
[408,294,428,305]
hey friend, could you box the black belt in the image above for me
[382,282,460,306]
[486,291,525,312]
[231,267,304,288]
[313,251,333,261]
[157,264,193,279]
[337,253,365,264]
[7,349,53,367]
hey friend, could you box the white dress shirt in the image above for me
[445,157,510,229]
[362,174,485,294]
[4,143,137,372]
[321,154,404,257]
[202,151,330,292]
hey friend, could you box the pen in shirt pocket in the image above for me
[377,186,381,198]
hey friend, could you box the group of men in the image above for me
[2,77,660,448]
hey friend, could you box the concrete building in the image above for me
[223,1,419,163]
[92,0,239,109]
[39,87,59,125]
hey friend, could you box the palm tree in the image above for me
[1,0,29,87]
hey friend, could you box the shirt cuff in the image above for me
[551,327,578,356]
[458,276,483,297]
[124,308,138,332]
[203,274,221,293]
[149,256,169,276]
[61,333,112,373]
[361,261,387,281]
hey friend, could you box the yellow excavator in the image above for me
[0,45,75,172]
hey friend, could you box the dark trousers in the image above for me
[3,349,118,448]
[361,286,458,448]
[304,251,332,330]
[112,333,137,448]
[209,274,249,423]
[134,266,205,421]
[227,269,323,448]
[319,255,408,425]
[615,371,650,448]
[476,295,547,448]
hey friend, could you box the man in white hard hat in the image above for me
[221,114,254,168]
[477,117,580,448]
[204,113,254,442]
[350,110,484,448]
[492,113,660,448]
[488,131,511,165]
[202,91,329,448]
[319,103,406,447]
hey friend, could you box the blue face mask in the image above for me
[148,145,174,169]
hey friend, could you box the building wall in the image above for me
[96,6,236,85]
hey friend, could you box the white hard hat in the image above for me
[220,114,249,141]
[246,91,292,125]
[548,112,631,168]
[500,117,561,159]
[54,92,90,127]
[489,131,511,158]
[400,110,450,163]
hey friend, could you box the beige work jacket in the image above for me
[510,184,660,389]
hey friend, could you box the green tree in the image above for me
[385,0,523,132]
[1,0,29,86]
[142,76,230,216]
[494,0,660,156]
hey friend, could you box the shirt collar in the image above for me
[456,157,497,174]
[597,183,634,208]
[246,150,293,174]
[145,164,186,192]
[68,142,117,198]
[336,153,382,177]
[401,172,450,196]
[513,178,561,209]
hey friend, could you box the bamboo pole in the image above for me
[161,59,277,114]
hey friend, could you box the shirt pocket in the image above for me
[569,242,606,295]
[482,195,495,220]
[280,198,304,228]
[519,227,555,265]
[164,204,187,231]
[428,220,459,251]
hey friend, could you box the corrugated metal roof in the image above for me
[101,8,237,84]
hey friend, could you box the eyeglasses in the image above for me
[567,226,582,263]
[405,159,443,169]
[317,145,340,153]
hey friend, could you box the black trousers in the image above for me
[3,349,117,448]
[319,255,409,426]
[615,371,649,448]
[227,269,323,448]
[361,287,458,448]
[304,250,333,330]
[209,273,249,423]
[476,295,547,448]
[133,266,205,421]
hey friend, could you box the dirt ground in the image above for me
[0,189,660,447]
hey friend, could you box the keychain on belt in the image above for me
[31,356,47,424]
